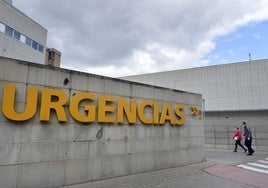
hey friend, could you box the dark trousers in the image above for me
[234,140,246,151]
[244,137,255,154]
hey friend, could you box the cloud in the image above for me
[253,33,261,39]
[13,0,268,77]
[227,49,235,57]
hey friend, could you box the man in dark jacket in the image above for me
[243,122,255,155]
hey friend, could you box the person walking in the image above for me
[232,126,247,153]
[243,122,255,155]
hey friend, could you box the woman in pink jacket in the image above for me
[233,126,247,152]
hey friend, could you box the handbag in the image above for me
[234,136,239,140]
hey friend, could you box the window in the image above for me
[1,23,45,53]
[38,44,44,52]
[32,40,38,50]
[5,25,13,37]
[14,30,20,40]
[26,37,32,46]
[20,34,26,43]
[0,23,5,33]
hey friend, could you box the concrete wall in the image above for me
[0,57,205,188]
[121,59,268,152]
[121,59,268,112]
[204,111,268,151]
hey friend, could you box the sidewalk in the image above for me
[62,149,268,188]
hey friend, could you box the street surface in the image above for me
[63,149,268,188]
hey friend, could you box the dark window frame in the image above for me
[5,25,13,37]
[14,30,20,40]
[38,44,44,52]
[25,37,32,46]
[32,40,38,50]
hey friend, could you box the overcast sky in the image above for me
[13,0,268,77]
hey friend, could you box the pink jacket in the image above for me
[233,130,242,140]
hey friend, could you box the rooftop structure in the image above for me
[0,0,50,65]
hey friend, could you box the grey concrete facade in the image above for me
[204,111,268,151]
[122,59,268,151]
[0,57,205,188]
[0,0,47,64]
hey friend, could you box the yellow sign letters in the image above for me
[1,84,185,125]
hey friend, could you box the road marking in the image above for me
[237,164,268,174]
[258,160,268,164]
[248,163,268,169]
